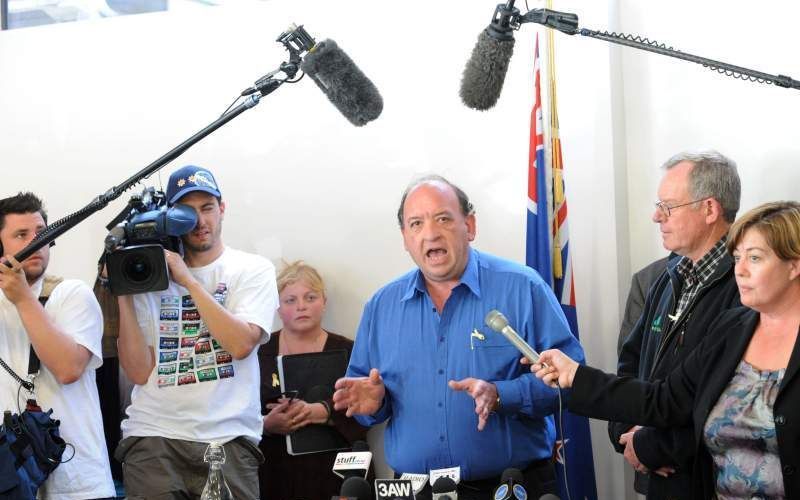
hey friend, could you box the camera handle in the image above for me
[6,90,267,267]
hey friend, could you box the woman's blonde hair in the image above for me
[276,260,326,297]
[727,201,800,260]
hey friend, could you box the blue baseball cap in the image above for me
[166,165,221,204]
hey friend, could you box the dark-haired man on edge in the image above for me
[0,192,114,499]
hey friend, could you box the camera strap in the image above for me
[0,275,63,393]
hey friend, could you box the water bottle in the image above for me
[200,442,233,500]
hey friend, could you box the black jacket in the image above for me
[611,252,740,498]
[575,307,800,499]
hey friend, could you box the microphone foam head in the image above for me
[300,39,383,126]
[459,29,515,111]
[431,476,457,493]
[340,476,373,500]
[351,440,370,452]
[500,467,524,484]
[485,310,509,332]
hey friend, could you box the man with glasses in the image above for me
[611,151,741,500]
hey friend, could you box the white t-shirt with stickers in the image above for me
[0,279,115,500]
[122,247,277,444]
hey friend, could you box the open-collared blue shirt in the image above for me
[346,248,585,480]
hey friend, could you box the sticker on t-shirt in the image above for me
[160,337,179,350]
[197,368,218,382]
[160,323,179,333]
[161,295,180,307]
[195,352,216,368]
[156,286,235,389]
[194,339,212,355]
[182,322,200,336]
[179,358,194,373]
[180,336,197,348]
[158,363,177,375]
[182,309,200,322]
[159,350,178,363]
[160,309,179,321]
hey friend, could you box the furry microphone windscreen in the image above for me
[459,29,515,111]
[300,39,384,126]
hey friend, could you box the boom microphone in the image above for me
[459,1,518,110]
[301,38,384,126]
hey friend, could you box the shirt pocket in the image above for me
[469,331,521,381]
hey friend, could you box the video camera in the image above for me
[104,187,197,296]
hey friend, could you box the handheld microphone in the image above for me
[332,440,373,480]
[492,468,528,500]
[300,38,384,126]
[431,476,458,500]
[459,1,518,111]
[485,310,542,364]
[339,476,374,500]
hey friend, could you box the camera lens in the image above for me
[122,254,153,284]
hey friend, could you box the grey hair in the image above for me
[397,175,474,228]
[662,150,741,223]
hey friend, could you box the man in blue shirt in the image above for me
[333,175,585,499]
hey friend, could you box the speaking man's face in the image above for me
[401,182,476,286]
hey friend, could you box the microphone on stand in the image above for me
[335,476,373,500]
[430,476,457,499]
[492,468,528,500]
[332,440,373,480]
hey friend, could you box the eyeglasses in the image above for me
[654,198,709,217]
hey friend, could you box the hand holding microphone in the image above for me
[522,350,579,389]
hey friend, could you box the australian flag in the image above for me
[526,34,598,500]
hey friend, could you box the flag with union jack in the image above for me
[526,33,598,500]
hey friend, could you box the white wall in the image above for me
[617,0,800,271]
[2,1,798,498]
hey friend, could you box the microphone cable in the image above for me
[554,380,572,500]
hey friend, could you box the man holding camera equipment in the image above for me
[0,192,115,500]
[114,165,278,499]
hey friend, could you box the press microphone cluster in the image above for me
[460,1,578,110]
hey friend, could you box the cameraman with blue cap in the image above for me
[115,165,278,499]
